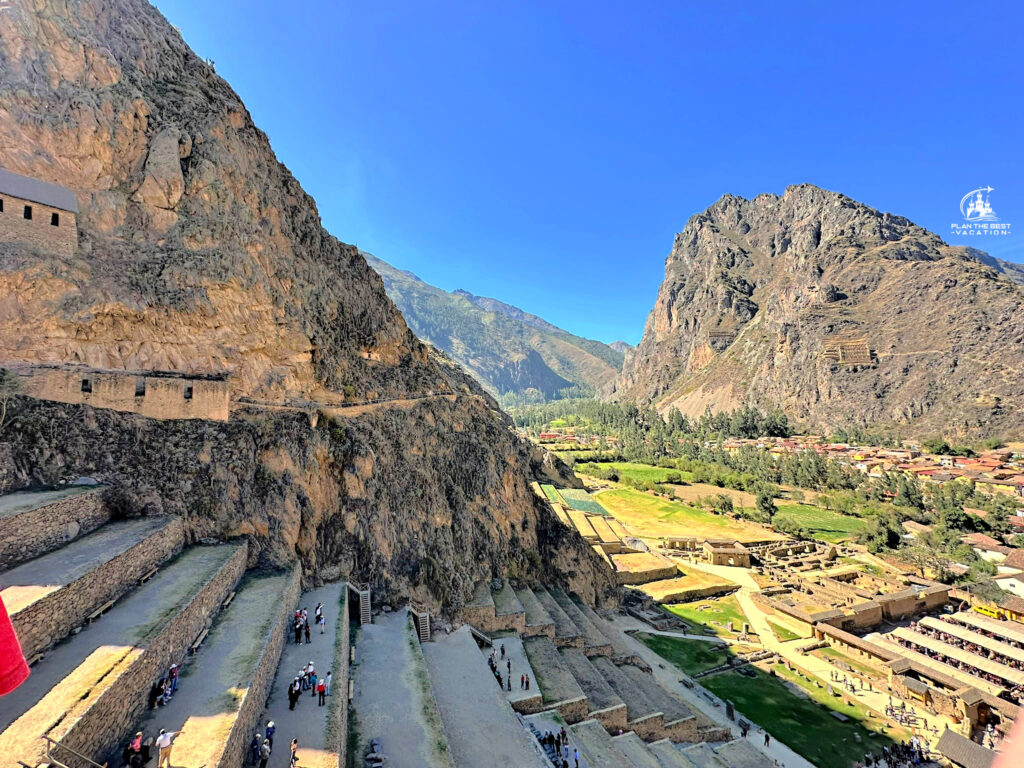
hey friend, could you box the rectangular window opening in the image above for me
[183,384,194,400]
[51,212,60,226]
[81,378,92,393]
[0,198,4,212]
[23,205,32,220]
[135,377,146,397]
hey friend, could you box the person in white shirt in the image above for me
[155,728,183,768]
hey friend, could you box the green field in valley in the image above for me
[579,462,695,485]
[557,488,609,516]
[701,664,907,768]
[773,503,867,543]
[635,633,755,676]
[663,595,749,639]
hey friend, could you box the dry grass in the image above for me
[610,552,676,573]
[637,567,734,602]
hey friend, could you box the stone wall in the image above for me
[591,703,627,733]
[18,366,231,421]
[331,587,351,768]
[52,542,248,767]
[628,713,664,742]
[13,517,186,659]
[0,193,77,257]
[554,696,589,725]
[663,716,698,743]
[0,488,109,570]
[215,567,301,768]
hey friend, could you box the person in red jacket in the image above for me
[0,594,29,696]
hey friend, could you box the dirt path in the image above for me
[258,582,345,768]
[351,609,452,768]
[422,626,547,768]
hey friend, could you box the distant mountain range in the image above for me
[615,184,1024,438]
[365,254,624,402]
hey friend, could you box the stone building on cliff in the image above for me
[0,168,78,257]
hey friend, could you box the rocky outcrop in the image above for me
[616,185,1024,438]
[0,0,615,609]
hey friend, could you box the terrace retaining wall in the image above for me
[13,516,185,659]
[0,488,109,570]
[214,568,301,768]
[49,542,248,767]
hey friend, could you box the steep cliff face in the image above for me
[616,185,1024,438]
[0,0,615,607]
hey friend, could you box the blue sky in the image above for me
[155,1,1022,345]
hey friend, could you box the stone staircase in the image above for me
[350,580,372,625]
[533,586,584,647]
[549,586,613,656]
[514,585,555,638]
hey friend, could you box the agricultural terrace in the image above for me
[557,488,609,516]
[663,595,748,639]
[595,488,782,544]
[670,483,756,509]
[772,503,867,543]
[539,484,565,505]
[633,634,757,677]
[636,566,734,603]
[576,462,694,485]
[700,664,909,768]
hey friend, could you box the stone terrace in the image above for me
[534,586,584,647]
[550,587,613,655]
[422,626,548,768]
[0,486,109,570]
[611,732,665,768]
[3,516,184,658]
[514,585,556,638]
[590,656,665,741]
[559,648,627,732]
[571,718,632,768]
[126,570,298,768]
[522,635,587,721]
[0,543,246,767]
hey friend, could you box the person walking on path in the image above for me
[304,618,311,644]
[155,728,183,768]
[764,732,770,747]
[266,721,276,751]
[317,677,326,706]
[574,748,579,768]
[520,674,525,689]
[310,668,318,697]
[249,732,261,765]
[294,615,303,644]
[169,663,179,693]
[500,643,505,659]
[525,673,530,691]
[325,670,332,696]
[290,738,300,767]
[258,739,271,768]
[315,602,324,634]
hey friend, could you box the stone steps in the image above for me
[514,585,555,638]
[573,601,641,663]
[710,739,767,768]
[548,587,612,655]
[648,739,699,767]
[678,742,729,768]
[122,569,299,768]
[611,732,665,768]
[617,665,697,740]
[558,648,626,732]
[492,579,525,617]
[0,543,247,768]
[521,635,587,723]
[590,656,664,741]
[2,516,185,659]
[0,486,109,570]
[569,718,632,768]
[533,586,583,647]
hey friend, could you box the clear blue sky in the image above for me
[155,1,1022,345]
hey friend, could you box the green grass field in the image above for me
[558,488,609,516]
[773,503,867,543]
[540,484,566,506]
[767,620,804,642]
[701,664,906,768]
[595,488,780,543]
[635,633,753,676]
[582,462,696,484]
[663,595,748,638]
[810,646,883,678]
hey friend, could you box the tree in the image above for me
[0,368,21,432]
[756,491,777,521]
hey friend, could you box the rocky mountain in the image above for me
[615,185,1024,438]
[967,248,1024,287]
[609,341,633,355]
[0,0,615,608]
[366,254,623,401]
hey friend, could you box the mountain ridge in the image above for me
[615,184,1024,438]
[366,253,624,402]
